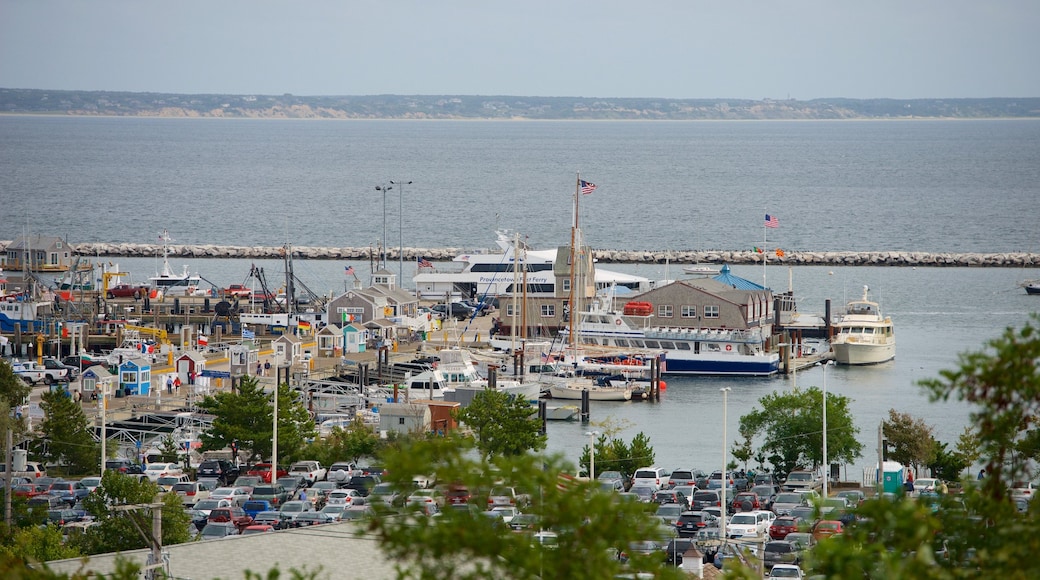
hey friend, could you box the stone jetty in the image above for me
[3,241,1039,267]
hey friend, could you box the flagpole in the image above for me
[569,173,580,355]
[762,211,767,287]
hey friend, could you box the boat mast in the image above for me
[569,173,580,354]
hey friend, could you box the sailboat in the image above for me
[546,175,634,402]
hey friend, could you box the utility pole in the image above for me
[111,502,167,579]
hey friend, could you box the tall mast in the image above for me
[569,173,580,352]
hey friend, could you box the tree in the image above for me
[197,376,314,464]
[809,316,1040,578]
[0,524,80,564]
[454,389,546,460]
[154,435,182,463]
[731,425,755,472]
[36,389,96,475]
[75,471,191,555]
[882,409,936,475]
[738,386,863,476]
[364,435,686,580]
[579,431,655,480]
[0,360,32,410]
[926,439,969,484]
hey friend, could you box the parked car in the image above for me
[42,357,80,379]
[247,463,288,483]
[652,489,690,511]
[675,510,718,537]
[231,475,262,492]
[655,503,685,527]
[105,459,144,475]
[288,460,327,485]
[252,510,292,530]
[47,481,89,507]
[629,485,656,503]
[370,482,405,507]
[690,490,721,511]
[242,500,273,519]
[209,486,251,507]
[812,519,844,540]
[487,486,530,508]
[278,499,315,523]
[752,484,780,510]
[596,470,629,491]
[199,521,240,540]
[173,481,211,506]
[835,489,867,506]
[430,302,476,321]
[668,469,704,493]
[783,471,822,493]
[732,491,761,512]
[291,511,335,527]
[763,540,801,571]
[207,506,254,531]
[326,461,359,483]
[772,492,809,516]
[326,488,365,507]
[769,516,803,540]
[222,284,252,298]
[460,299,493,316]
[277,475,307,492]
[197,460,239,486]
[755,473,779,486]
[632,467,671,491]
[156,474,192,492]
[766,563,805,579]
[143,462,183,482]
[250,484,290,507]
[241,524,275,535]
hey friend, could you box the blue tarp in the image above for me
[712,264,767,290]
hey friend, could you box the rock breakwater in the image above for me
[3,241,1037,268]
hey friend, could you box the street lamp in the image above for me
[585,431,600,480]
[375,184,393,270]
[720,386,731,541]
[390,180,412,285]
[822,360,834,498]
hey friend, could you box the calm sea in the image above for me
[2,116,1039,481]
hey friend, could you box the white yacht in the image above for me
[830,286,895,365]
[149,229,205,296]
[412,230,651,299]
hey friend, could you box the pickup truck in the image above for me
[42,357,80,379]
[247,463,288,483]
[288,461,327,485]
[222,284,252,298]
[12,360,69,385]
[782,470,823,493]
[106,284,150,299]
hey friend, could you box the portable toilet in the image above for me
[880,460,904,494]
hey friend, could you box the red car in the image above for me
[732,491,761,511]
[769,515,803,540]
[223,284,252,298]
[106,284,150,298]
[247,463,288,483]
[812,519,844,540]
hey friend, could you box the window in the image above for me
[540,304,555,317]
[658,304,673,318]
[121,371,135,384]
[704,305,720,318]
[681,305,697,318]
[562,279,571,293]
[505,305,515,317]
[398,418,405,425]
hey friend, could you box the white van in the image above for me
[632,466,671,491]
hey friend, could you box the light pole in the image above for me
[375,184,392,270]
[390,180,412,285]
[822,360,833,498]
[585,431,599,480]
[720,386,731,541]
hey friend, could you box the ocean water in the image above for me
[2,116,1039,481]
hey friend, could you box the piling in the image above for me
[580,389,590,423]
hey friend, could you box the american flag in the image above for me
[344,266,355,275]
[765,214,779,228]
[580,179,597,195]
[242,328,255,340]
[417,256,433,268]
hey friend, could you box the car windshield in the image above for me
[732,514,757,524]
[195,500,222,510]
[787,473,811,481]
[157,477,181,485]
[766,542,794,553]
[775,493,801,503]
[253,486,277,495]
[770,567,802,578]
[657,505,682,515]
[281,502,304,512]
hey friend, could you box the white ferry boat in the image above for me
[412,230,651,299]
[830,286,895,365]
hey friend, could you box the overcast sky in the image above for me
[2,0,1038,100]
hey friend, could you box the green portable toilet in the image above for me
[880,460,904,494]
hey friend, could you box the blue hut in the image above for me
[117,357,152,396]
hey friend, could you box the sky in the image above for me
[1,0,1038,100]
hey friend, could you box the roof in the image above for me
[711,264,767,291]
[43,523,401,579]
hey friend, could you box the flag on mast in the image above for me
[579,180,597,195]
[765,214,779,228]
[344,265,355,276]
[417,256,433,268]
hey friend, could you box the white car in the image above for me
[911,478,941,497]
[1011,481,1036,500]
[489,506,519,523]
[143,462,183,482]
[727,511,767,539]
[325,488,364,507]
[767,564,805,578]
[209,486,250,507]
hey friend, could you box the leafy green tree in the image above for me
[731,425,755,472]
[155,435,182,463]
[197,376,315,464]
[454,389,546,460]
[0,553,142,579]
[809,315,1040,579]
[926,439,969,484]
[579,431,655,480]
[75,470,191,555]
[36,389,96,475]
[738,386,862,476]
[0,524,80,563]
[302,419,379,465]
[0,359,32,411]
[882,408,936,475]
[365,435,685,580]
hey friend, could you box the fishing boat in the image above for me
[1022,280,1040,295]
[830,285,895,365]
[0,269,54,332]
[149,229,205,296]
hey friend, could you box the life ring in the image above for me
[612,358,621,365]
[725,344,732,351]
[615,319,622,326]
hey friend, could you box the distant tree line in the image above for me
[2,88,1038,119]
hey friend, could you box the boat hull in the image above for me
[547,383,632,401]
[831,341,895,365]
[1026,284,1040,295]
